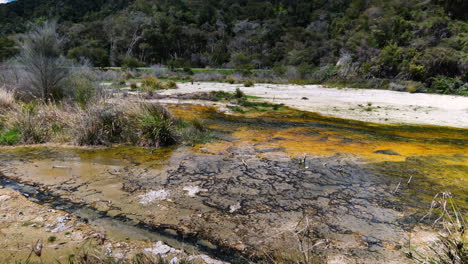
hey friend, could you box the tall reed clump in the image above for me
[75,101,208,147]
[407,192,467,264]
[0,87,16,110]
[75,102,132,146]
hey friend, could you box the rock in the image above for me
[229,202,241,213]
[0,195,11,201]
[144,241,182,256]
[374,149,400,156]
[183,186,206,197]
[138,190,170,205]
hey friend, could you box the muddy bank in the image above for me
[157,82,468,128]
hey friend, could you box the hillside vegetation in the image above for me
[0,0,467,94]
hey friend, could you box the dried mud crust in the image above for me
[123,148,414,263]
[1,146,464,263]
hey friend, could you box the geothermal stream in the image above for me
[0,176,248,263]
[0,101,466,263]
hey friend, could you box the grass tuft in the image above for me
[407,192,467,264]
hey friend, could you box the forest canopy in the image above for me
[0,0,467,93]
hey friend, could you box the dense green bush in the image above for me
[68,46,109,67]
[429,76,463,94]
[120,56,145,69]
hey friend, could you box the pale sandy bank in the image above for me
[159,82,468,128]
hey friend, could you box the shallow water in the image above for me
[0,105,466,262]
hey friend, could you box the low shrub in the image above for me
[244,80,254,87]
[430,76,463,94]
[225,76,236,84]
[141,76,164,93]
[234,88,246,98]
[192,72,225,82]
[164,80,178,89]
[120,56,145,69]
[130,82,138,90]
[13,103,51,144]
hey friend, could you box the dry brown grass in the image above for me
[0,86,16,110]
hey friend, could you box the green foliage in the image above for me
[430,76,464,94]
[68,46,108,67]
[0,0,466,94]
[0,129,20,145]
[235,88,246,98]
[0,36,17,61]
[120,56,145,69]
[139,108,178,147]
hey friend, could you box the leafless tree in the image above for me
[16,21,69,101]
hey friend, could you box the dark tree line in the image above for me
[0,0,467,93]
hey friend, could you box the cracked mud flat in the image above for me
[0,104,467,263]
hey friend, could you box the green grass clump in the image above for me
[0,129,20,145]
[139,104,179,147]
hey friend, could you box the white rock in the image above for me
[0,195,11,201]
[144,241,182,256]
[49,223,72,233]
[170,256,179,264]
[183,186,205,197]
[229,202,241,213]
[139,190,170,205]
